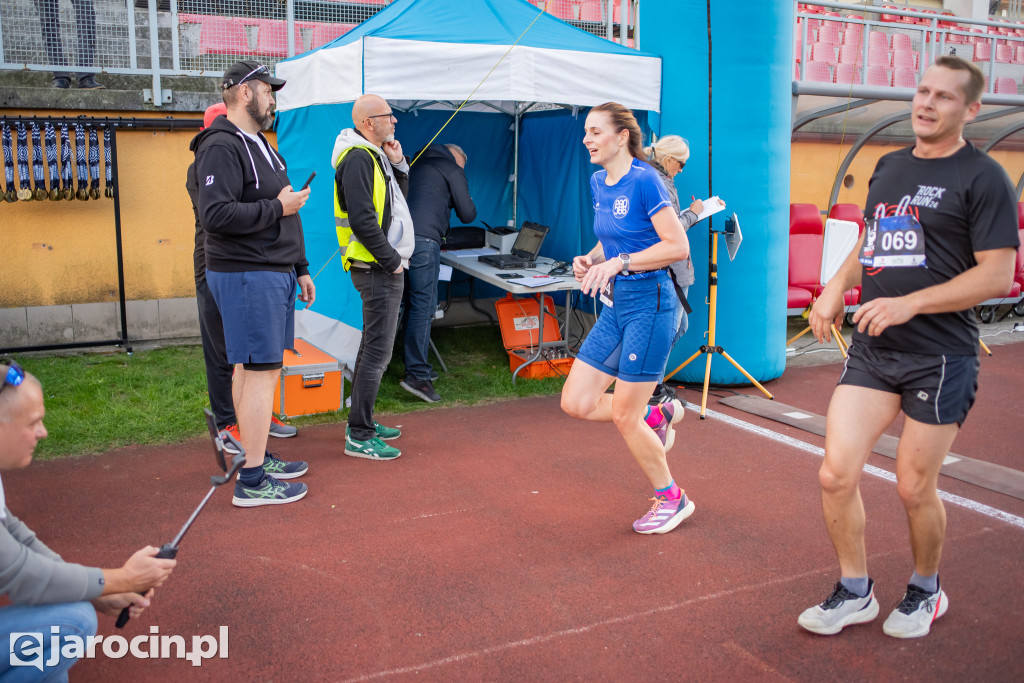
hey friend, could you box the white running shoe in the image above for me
[798,580,879,635]
[882,584,948,638]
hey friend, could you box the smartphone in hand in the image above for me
[300,171,316,191]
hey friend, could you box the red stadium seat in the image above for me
[835,64,861,84]
[309,23,355,49]
[827,203,866,233]
[866,65,892,86]
[839,44,863,65]
[973,40,993,62]
[867,48,890,67]
[994,76,1018,94]
[843,16,863,46]
[1014,45,1024,63]
[891,32,913,51]
[819,24,843,46]
[789,204,825,301]
[255,20,305,58]
[869,30,889,50]
[892,67,917,88]
[805,60,833,83]
[996,43,1013,63]
[891,49,915,69]
[199,17,250,55]
[810,42,837,64]
[578,1,604,22]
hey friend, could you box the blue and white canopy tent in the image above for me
[273,0,661,367]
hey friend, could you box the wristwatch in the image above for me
[618,253,631,275]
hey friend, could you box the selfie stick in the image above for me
[115,416,245,628]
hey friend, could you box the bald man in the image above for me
[0,363,176,679]
[332,94,414,460]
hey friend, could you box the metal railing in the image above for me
[795,1,1024,97]
[0,0,639,106]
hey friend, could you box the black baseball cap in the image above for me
[221,60,286,91]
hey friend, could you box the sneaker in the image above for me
[430,369,440,381]
[882,583,948,638]
[798,580,880,635]
[221,423,241,455]
[344,435,401,460]
[347,422,401,441]
[648,382,676,405]
[651,398,685,452]
[52,77,71,89]
[262,452,308,479]
[77,75,105,89]
[632,494,695,534]
[400,376,440,403]
[269,415,298,438]
[232,474,307,507]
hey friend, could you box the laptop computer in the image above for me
[478,222,550,269]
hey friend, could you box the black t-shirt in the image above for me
[859,142,1019,355]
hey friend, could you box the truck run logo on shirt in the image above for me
[612,196,630,218]
[905,184,946,210]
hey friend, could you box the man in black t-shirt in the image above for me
[799,56,1020,640]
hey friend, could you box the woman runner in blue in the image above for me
[561,103,694,534]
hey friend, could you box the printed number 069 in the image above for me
[881,230,917,251]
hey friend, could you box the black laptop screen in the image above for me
[512,223,548,258]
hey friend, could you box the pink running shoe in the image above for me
[652,398,685,452]
[632,494,695,534]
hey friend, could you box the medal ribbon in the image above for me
[88,126,100,197]
[45,123,59,195]
[60,124,73,194]
[103,127,113,197]
[30,123,45,196]
[16,122,30,195]
[75,125,88,198]
[2,123,13,198]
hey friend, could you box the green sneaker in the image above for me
[346,422,401,441]
[344,435,401,460]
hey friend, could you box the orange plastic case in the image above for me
[494,293,574,379]
[273,339,346,418]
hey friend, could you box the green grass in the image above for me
[21,325,568,459]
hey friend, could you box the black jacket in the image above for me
[406,144,476,243]
[189,116,309,277]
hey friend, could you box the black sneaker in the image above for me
[648,382,676,405]
[400,376,440,403]
[77,75,105,89]
[52,77,71,89]
[232,474,307,507]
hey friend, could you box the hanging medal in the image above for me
[2,122,15,202]
[75,124,89,200]
[16,122,32,201]
[60,124,73,200]
[87,126,101,200]
[30,123,47,201]
[103,127,113,198]
[44,123,59,200]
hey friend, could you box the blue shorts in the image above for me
[206,270,296,366]
[576,270,680,382]
[838,342,979,426]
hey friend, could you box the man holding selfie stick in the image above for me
[192,60,314,506]
[0,362,176,679]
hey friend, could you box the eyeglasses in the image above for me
[1,362,24,394]
[225,64,269,89]
[366,112,395,120]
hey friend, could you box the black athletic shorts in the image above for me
[838,343,979,426]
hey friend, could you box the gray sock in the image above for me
[910,571,938,593]
[840,576,870,598]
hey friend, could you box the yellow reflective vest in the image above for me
[334,145,387,271]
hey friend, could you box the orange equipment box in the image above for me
[273,338,346,419]
[494,293,574,379]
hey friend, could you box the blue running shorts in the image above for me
[206,269,296,366]
[576,270,680,382]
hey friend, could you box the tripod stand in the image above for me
[666,216,773,419]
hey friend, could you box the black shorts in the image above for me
[838,343,979,426]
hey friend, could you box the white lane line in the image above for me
[693,403,1024,531]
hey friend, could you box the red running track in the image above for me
[5,344,1023,681]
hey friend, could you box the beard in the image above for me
[246,98,275,131]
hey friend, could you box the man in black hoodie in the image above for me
[191,60,313,507]
[400,144,476,402]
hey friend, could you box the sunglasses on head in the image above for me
[225,64,270,89]
[1,362,24,394]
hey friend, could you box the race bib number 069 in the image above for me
[859,214,927,268]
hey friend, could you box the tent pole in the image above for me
[513,102,520,229]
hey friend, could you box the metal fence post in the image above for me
[148,0,162,106]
